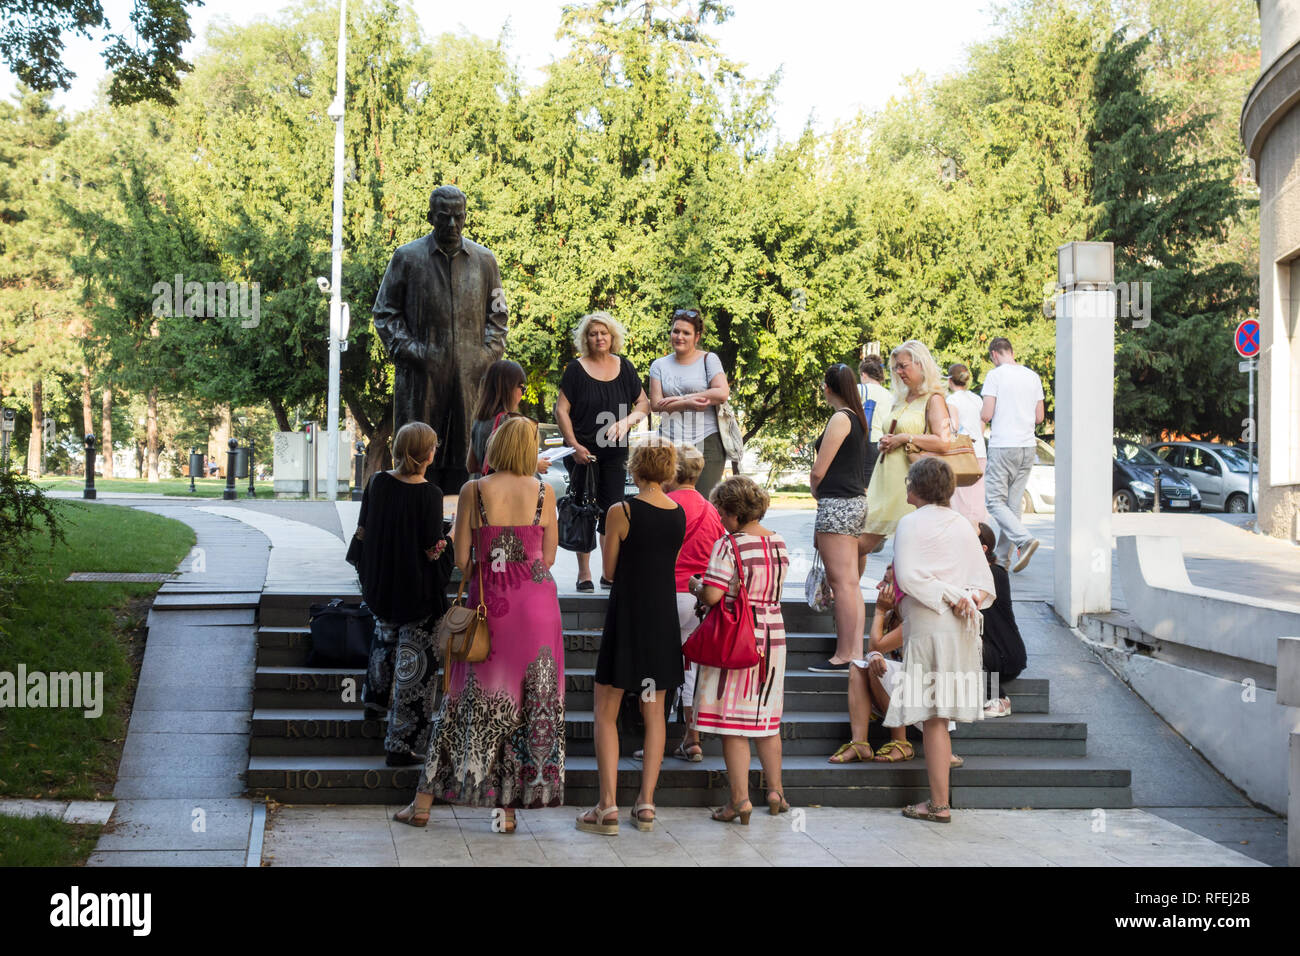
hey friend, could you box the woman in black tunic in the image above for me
[576,440,685,835]
[555,311,651,591]
[352,422,454,765]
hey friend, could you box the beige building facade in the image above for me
[1242,0,1300,540]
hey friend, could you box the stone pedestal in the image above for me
[1053,288,1115,625]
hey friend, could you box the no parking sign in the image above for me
[1234,318,1260,359]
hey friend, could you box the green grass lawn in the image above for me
[0,815,102,866]
[0,501,194,800]
[36,476,277,499]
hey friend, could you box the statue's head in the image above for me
[427,185,467,250]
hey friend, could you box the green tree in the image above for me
[0,0,202,106]
[1090,28,1256,438]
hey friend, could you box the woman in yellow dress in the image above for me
[860,340,954,565]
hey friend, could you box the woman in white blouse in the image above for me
[885,457,994,823]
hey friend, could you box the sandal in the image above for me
[950,754,964,768]
[872,740,915,762]
[711,799,752,825]
[575,804,619,835]
[393,801,430,828]
[672,740,703,762]
[767,791,790,815]
[828,740,873,764]
[631,803,656,832]
[902,800,951,823]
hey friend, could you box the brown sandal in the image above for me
[393,802,430,828]
[828,740,873,764]
[902,800,951,823]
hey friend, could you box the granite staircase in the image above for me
[245,592,1132,808]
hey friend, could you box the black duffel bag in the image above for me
[307,599,374,668]
[557,459,600,553]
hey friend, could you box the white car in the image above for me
[1020,439,1056,514]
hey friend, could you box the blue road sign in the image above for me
[1234,318,1260,358]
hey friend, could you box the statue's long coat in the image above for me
[372,234,508,476]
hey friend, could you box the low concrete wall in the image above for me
[1084,536,1300,815]
[1083,624,1296,814]
[1280,637,1300,862]
[1116,536,1300,667]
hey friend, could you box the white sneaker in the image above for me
[983,698,1012,718]
[1012,539,1039,572]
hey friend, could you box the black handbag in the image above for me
[307,599,374,668]
[557,460,600,553]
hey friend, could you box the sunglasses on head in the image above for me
[672,309,701,321]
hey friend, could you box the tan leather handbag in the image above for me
[892,398,984,488]
[436,489,491,692]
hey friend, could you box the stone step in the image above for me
[248,708,1085,758]
[256,593,844,633]
[244,754,1132,808]
[252,645,1049,714]
[152,591,261,611]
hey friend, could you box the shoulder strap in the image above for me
[473,478,488,526]
[620,499,631,522]
[534,479,545,525]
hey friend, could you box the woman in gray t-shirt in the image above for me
[648,309,730,497]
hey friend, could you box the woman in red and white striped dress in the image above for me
[689,476,789,824]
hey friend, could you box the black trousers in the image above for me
[982,640,1024,700]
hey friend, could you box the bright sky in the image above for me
[3,0,1001,138]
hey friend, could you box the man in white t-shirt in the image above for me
[980,338,1044,571]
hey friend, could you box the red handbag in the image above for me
[682,534,761,669]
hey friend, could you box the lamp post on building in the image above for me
[1052,241,1115,626]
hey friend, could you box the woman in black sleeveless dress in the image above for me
[576,440,685,835]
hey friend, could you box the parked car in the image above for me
[1112,439,1201,512]
[1145,441,1258,514]
[537,423,570,499]
[1020,439,1056,514]
[534,423,638,500]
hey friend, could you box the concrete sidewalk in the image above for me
[260,805,1266,867]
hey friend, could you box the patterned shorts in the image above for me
[815,495,869,536]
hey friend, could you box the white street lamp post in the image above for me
[1052,240,1115,625]
[324,0,348,501]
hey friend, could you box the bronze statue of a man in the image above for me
[373,185,508,490]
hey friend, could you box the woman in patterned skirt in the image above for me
[394,417,565,832]
[690,476,790,823]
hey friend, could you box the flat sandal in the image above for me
[901,800,951,823]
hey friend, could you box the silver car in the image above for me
[1145,441,1258,513]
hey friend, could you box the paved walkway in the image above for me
[85,506,268,866]
[33,494,1288,867]
[260,805,1265,867]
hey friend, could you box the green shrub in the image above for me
[0,470,64,634]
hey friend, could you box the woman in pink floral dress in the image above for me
[394,418,565,832]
